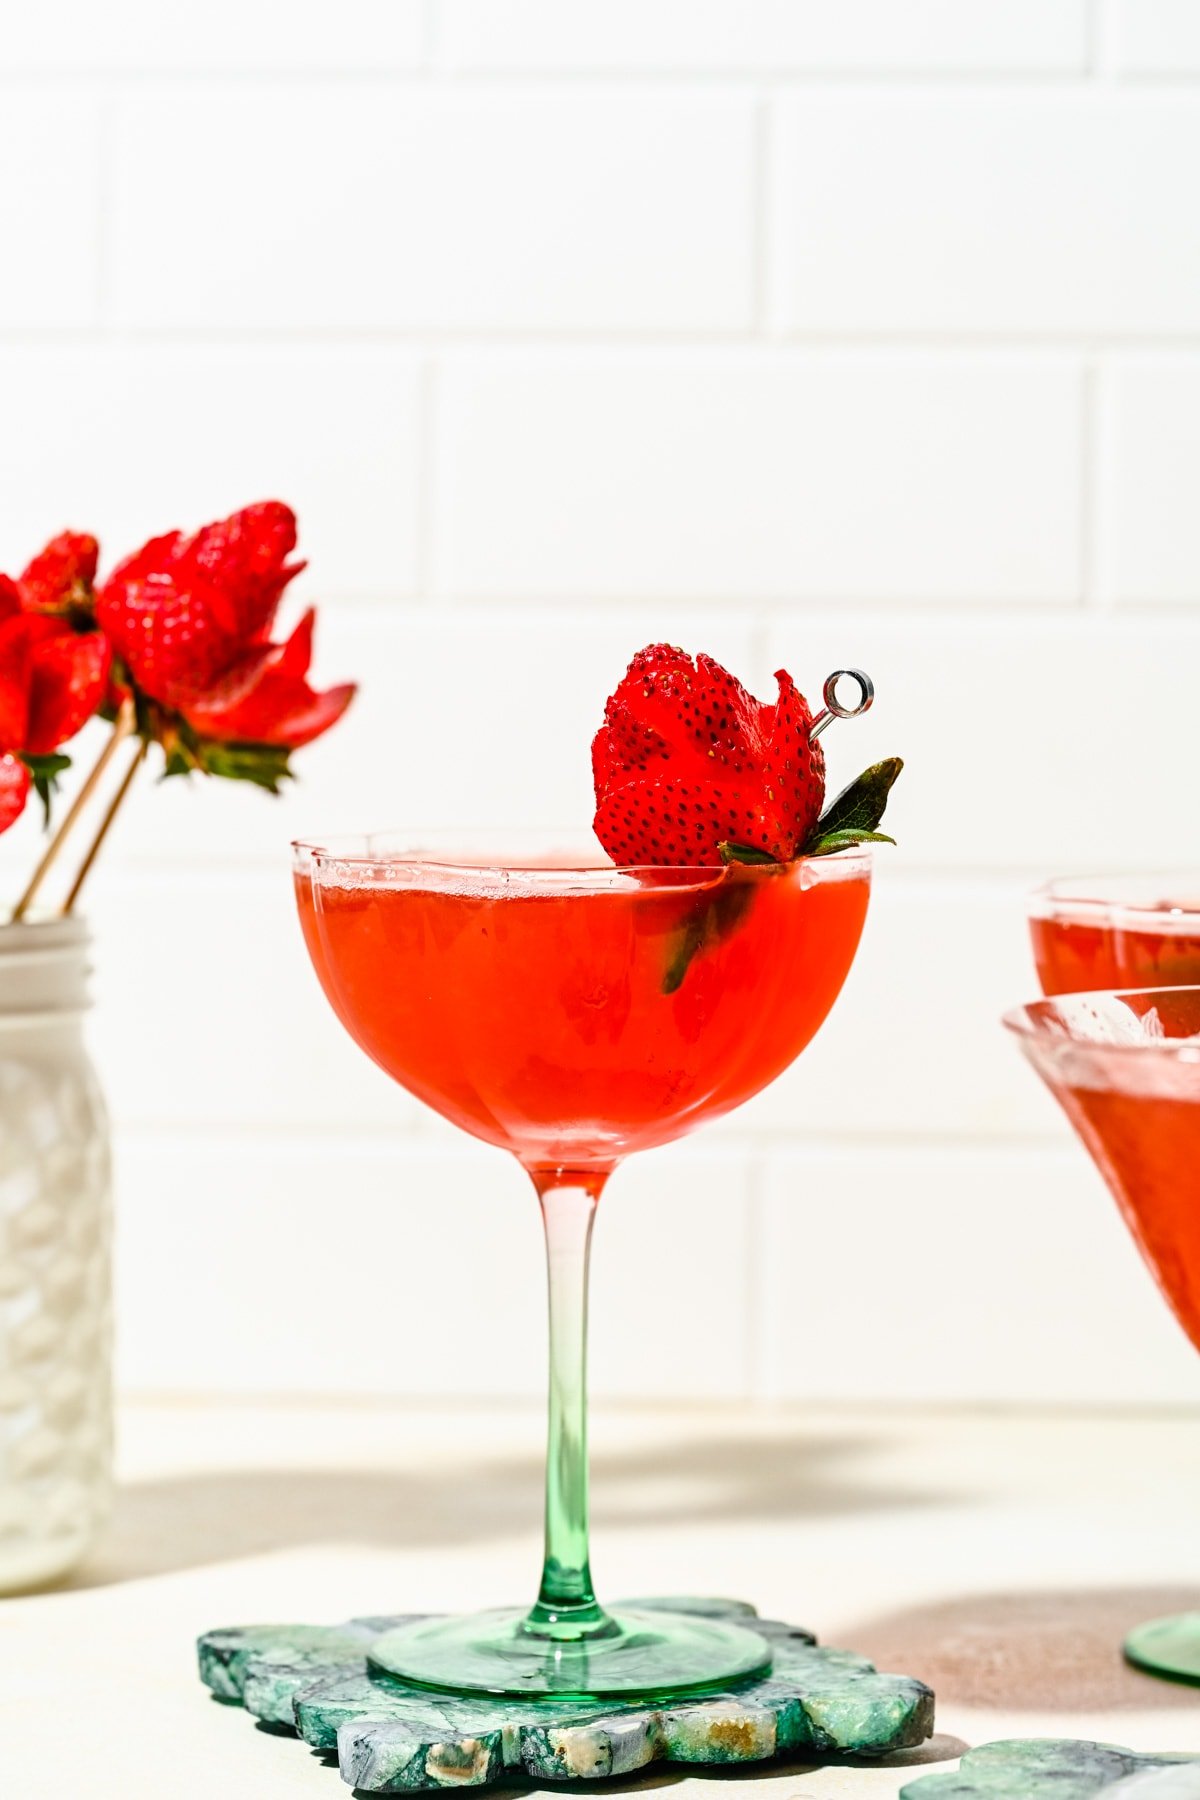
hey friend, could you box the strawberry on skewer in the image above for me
[592,645,900,869]
[591,644,902,992]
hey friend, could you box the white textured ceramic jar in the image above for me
[0,917,111,1591]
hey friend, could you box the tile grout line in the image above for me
[750,89,771,337]
[92,89,114,332]
[5,328,1200,353]
[420,0,441,70]
[1079,357,1099,607]
[1084,0,1101,76]
[744,1152,770,1402]
[292,593,1200,619]
[0,68,1188,89]
[1087,0,1118,81]
[48,593,1196,619]
[413,353,438,601]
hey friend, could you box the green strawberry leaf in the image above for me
[21,752,72,829]
[155,717,294,794]
[803,756,903,852]
[663,914,709,994]
[196,741,295,794]
[804,827,896,858]
[662,880,757,994]
[718,842,778,866]
[663,755,904,992]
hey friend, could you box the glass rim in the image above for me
[291,831,873,881]
[1003,985,1200,1057]
[1028,871,1200,927]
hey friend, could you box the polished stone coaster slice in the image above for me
[202,1616,427,1726]
[900,1739,1200,1799]
[198,1596,934,1790]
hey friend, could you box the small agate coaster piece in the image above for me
[900,1738,1200,1798]
[197,1596,934,1790]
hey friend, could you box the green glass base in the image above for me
[1123,1612,1200,1686]
[368,1606,773,1699]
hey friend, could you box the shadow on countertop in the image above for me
[64,1427,960,1590]
[845,1586,1200,1713]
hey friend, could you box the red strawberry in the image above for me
[0,755,29,833]
[592,645,825,866]
[0,614,32,749]
[0,576,22,622]
[93,502,351,788]
[0,576,111,834]
[184,608,356,749]
[23,623,110,755]
[95,502,304,708]
[18,531,99,614]
[0,609,109,760]
[8,528,115,765]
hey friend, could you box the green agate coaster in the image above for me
[901,1739,1200,1799]
[1125,1614,1200,1686]
[198,1596,934,1789]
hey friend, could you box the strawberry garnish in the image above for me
[593,644,903,990]
[592,645,826,866]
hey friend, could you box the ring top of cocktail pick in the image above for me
[809,668,874,740]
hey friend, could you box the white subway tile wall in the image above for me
[0,0,1196,1407]
[769,92,1200,336]
[433,353,1083,602]
[1108,1,1200,75]
[0,96,102,327]
[109,89,757,332]
[439,2,1090,75]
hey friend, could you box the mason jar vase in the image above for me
[0,916,111,1592]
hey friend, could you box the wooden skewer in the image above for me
[12,699,138,923]
[62,736,148,917]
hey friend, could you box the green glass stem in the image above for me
[523,1167,613,1643]
[363,1160,775,1696]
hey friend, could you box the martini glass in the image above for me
[292,834,871,1699]
[1030,873,1200,997]
[1005,986,1200,1687]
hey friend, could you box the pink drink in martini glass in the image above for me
[1007,987,1200,1686]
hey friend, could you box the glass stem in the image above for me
[523,1167,611,1641]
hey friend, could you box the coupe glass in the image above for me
[292,833,872,1699]
[1030,872,1200,997]
[1005,987,1200,1687]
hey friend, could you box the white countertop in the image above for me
[3,1400,1199,1796]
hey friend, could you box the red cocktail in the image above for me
[1030,874,1200,997]
[293,836,871,1698]
[295,846,868,1168]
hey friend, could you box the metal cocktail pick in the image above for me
[808,668,874,740]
